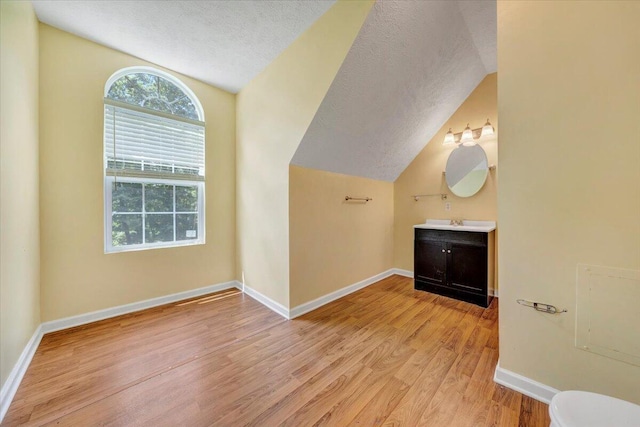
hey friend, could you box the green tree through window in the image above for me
[107,73,199,120]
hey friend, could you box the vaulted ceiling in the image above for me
[291,0,496,182]
[32,0,496,182]
[32,0,335,93]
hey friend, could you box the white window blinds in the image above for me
[104,99,205,181]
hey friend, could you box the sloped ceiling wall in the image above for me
[291,0,496,182]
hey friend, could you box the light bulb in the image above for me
[461,124,475,146]
[481,119,494,138]
[443,128,455,145]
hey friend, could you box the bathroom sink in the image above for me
[414,219,496,232]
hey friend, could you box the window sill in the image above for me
[105,239,205,254]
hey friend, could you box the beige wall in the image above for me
[498,1,640,402]
[39,25,236,321]
[289,166,394,307]
[394,74,498,276]
[0,1,41,387]
[236,0,374,308]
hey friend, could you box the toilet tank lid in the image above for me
[550,391,640,427]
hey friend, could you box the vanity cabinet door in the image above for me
[447,243,487,293]
[414,228,494,308]
[414,239,447,288]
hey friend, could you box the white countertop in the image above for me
[414,219,496,233]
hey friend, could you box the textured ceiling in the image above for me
[32,0,335,93]
[457,0,497,73]
[291,0,496,182]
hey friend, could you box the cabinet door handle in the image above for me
[441,249,445,253]
[447,250,451,253]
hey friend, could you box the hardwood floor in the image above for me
[3,275,550,426]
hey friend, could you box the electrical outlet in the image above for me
[445,202,451,211]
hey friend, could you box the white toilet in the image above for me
[549,390,640,427]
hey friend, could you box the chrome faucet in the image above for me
[449,219,464,226]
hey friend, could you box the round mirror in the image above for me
[445,145,489,197]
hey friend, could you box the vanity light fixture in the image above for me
[442,118,495,146]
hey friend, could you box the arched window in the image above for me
[104,67,205,252]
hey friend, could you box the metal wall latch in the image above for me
[517,299,567,314]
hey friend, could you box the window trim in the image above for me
[104,66,206,254]
[104,176,205,254]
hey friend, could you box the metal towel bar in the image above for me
[412,193,447,201]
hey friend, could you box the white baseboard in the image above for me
[289,269,399,319]
[41,281,239,334]
[391,268,414,278]
[240,269,411,320]
[0,325,43,422]
[493,359,559,404]
[239,281,290,319]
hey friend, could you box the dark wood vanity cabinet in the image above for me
[414,228,495,307]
